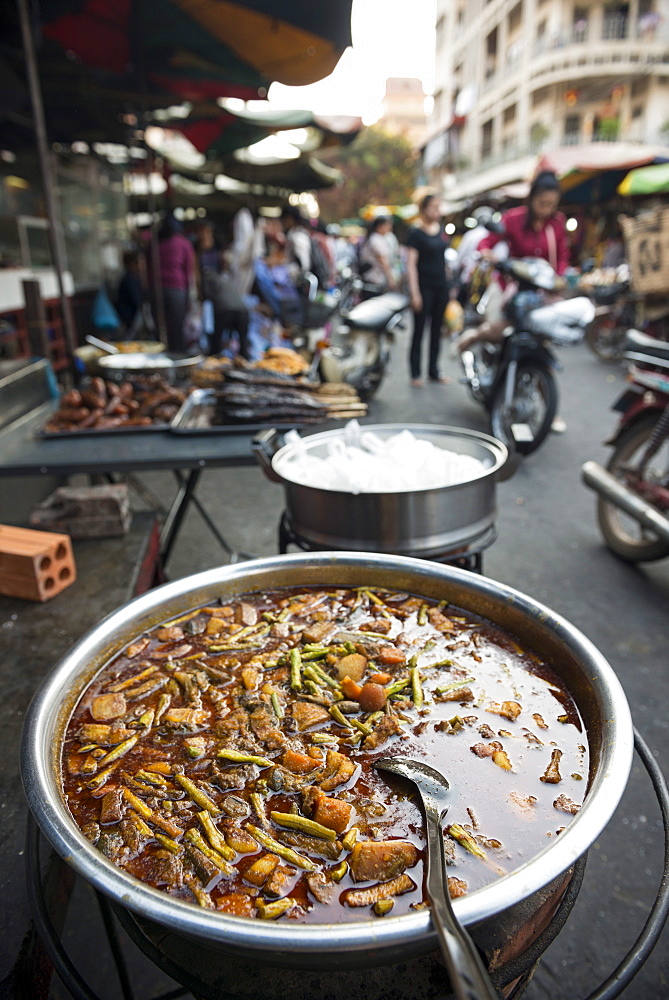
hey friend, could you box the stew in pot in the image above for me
[61,586,588,923]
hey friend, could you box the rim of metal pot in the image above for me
[271,424,508,491]
[98,353,203,371]
[21,551,634,960]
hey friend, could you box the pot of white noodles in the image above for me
[253,423,507,557]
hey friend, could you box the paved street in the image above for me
[49,331,668,1000]
[159,332,669,1000]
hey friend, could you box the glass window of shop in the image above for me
[57,159,127,290]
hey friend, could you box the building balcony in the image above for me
[528,37,668,91]
[480,19,668,97]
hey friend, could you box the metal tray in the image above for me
[37,417,170,439]
[169,388,322,435]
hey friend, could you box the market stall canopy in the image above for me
[220,150,342,190]
[175,100,362,157]
[617,161,669,197]
[538,143,669,205]
[40,0,354,103]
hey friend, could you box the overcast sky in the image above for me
[268,0,436,122]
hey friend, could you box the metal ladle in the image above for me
[374,757,499,1000]
[85,334,119,354]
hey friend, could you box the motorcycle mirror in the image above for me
[485,220,506,235]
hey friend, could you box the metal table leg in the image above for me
[162,470,256,565]
[159,469,201,563]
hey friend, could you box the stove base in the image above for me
[278,511,497,574]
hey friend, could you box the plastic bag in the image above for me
[444,299,464,334]
[183,300,203,354]
[92,288,120,331]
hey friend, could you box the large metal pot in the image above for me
[21,553,633,982]
[98,352,203,381]
[254,425,508,556]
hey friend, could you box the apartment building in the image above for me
[425,0,669,202]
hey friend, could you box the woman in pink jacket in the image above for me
[478,171,568,275]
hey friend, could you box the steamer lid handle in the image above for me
[252,428,284,483]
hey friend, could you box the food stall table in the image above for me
[0,401,260,566]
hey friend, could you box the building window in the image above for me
[564,114,581,145]
[503,103,517,124]
[572,6,589,42]
[436,14,445,48]
[481,118,494,158]
[631,104,643,118]
[532,86,550,107]
[638,0,661,39]
[602,3,629,40]
[508,2,523,33]
[485,28,498,79]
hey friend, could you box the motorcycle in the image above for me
[585,277,633,362]
[295,271,408,401]
[458,256,595,455]
[585,278,669,363]
[582,328,669,562]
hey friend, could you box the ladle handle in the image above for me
[425,810,499,1000]
[86,334,119,354]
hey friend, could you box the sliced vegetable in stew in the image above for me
[61,586,588,923]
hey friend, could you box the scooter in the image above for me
[296,272,408,401]
[459,256,594,455]
[582,328,669,562]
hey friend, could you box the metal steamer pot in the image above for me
[253,425,508,557]
[98,352,203,381]
[22,553,634,993]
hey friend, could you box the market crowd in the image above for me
[105,169,611,389]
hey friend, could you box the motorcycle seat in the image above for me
[343,292,410,331]
[592,283,627,305]
[625,328,669,363]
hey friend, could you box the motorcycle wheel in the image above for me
[586,316,627,362]
[597,415,669,562]
[356,337,390,401]
[489,363,558,455]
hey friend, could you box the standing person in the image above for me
[151,214,195,353]
[405,193,451,386]
[455,205,496,305]
[280,205,312,278]
[359,216,398,296]
[201,246,250,359]
[195,222,218,349]
[116,250,144,334]
[230,207,259,297]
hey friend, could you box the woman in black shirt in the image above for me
[405,193,450,385]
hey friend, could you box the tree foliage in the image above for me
[317,126,418,222]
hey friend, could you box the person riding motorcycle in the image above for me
[454,172,569,355]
